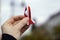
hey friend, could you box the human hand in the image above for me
[1,15,29,40]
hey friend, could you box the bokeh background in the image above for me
[0,0,60,40]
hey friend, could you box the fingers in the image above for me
[13,15,24,21]
[21,25,29,34]
[6,15,24,24]
[11,15,24,24]
[15,17,29,29]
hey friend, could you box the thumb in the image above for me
[15,17,29,29]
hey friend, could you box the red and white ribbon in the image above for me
[24,6,35,25]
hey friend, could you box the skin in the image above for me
[1,15,29,40]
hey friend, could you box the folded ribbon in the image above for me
[24,6,34,25]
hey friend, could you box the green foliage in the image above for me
[53,25,60,40]
[53,25,60,35]
[21,25,53,40]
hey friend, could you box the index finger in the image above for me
[6,15,25,24]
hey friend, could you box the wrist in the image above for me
[2,34,17,40]
[2,33,20,40]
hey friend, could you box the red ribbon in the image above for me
[24,6,34,25]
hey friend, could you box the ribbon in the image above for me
[24,6,34,25]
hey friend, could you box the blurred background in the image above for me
[0,0,60,40]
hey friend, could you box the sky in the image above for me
[1,0,60,25]
[0,0,60,34]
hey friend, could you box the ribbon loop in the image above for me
[24,6,35,25]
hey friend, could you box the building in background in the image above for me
[45,12,60,32]
[31,12,60,34]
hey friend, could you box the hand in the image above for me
[1,15,29,40]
